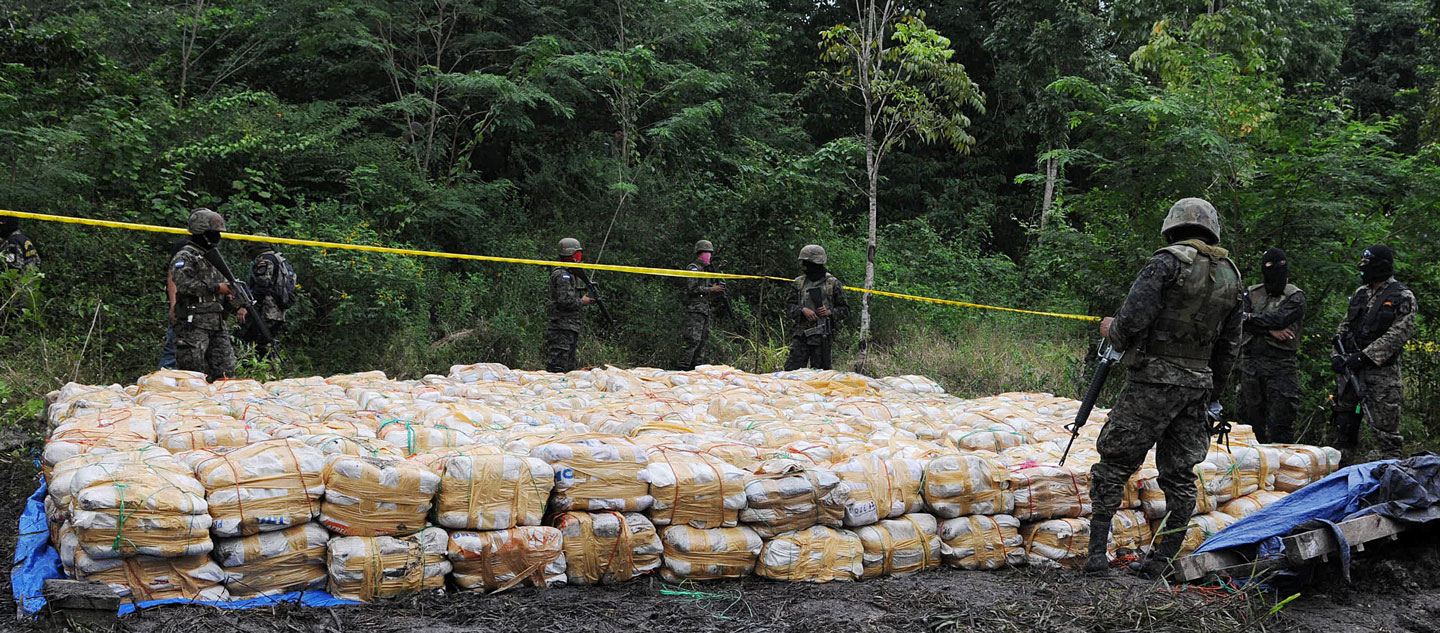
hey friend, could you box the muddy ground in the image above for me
[4,441,1438,633]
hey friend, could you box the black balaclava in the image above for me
[194,230,222,249]
[1360,244,1394,285]
[1261,248,1288,295]
[0,217,17,236]
[803,261,826,282]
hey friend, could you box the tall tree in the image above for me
[815,4,984,372]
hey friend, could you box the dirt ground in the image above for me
[4,442,1439,633]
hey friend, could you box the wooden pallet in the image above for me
[1174,514,1409,583]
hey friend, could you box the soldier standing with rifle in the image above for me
[1083,198,1243,578]
[1331,244,1416,462]
[170,208,247,381]
[784,244,848,371]
[544,237,598,373]
[677,239,725,370]
[1238,248,1306,444]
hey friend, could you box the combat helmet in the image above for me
[558,237,582,257]
[188,208,225,234]
[694,240,714,254]
[798,244,828,265]
[1161,198,1220,243]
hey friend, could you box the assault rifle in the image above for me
[801,285,832,339]
[1060,339,1124,466]
[1332,334,1375,426]
[576,269,615,326]
[202,247,273,344]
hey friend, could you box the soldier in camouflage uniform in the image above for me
[1238,248,1306,444]
[241,238,291,359]
[1,216,40,274]
[170,208,245,381]
[1085,198,1243,578]
[544,237,595,373]
[677,239,726,370]
[784,244,849,371]
[1331,244,1416,462]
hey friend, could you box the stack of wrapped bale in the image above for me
[326,527,450,601]
[65,450,222,600]
[1271,445,1342,492]
[320,455,439,536]
[739,460,847,538]
[853,514,941,578]
[180,439,327,597]
[447,526,567,591]
[755,525,864,583]
[551,511,662,585]
[939,515,1024,570]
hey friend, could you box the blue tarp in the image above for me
[11,478,359,617]
[1194,460,1394,558]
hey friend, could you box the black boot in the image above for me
[1137,527,1187,580]
[1084,517,1112,574]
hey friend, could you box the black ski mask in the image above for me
[803,261,826,282]
[1360,244,1394,285]
[193,230,222,249]
[1261,248,1288,295]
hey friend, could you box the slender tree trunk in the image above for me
[178,0,206,110]
[856,127,878,375]
[1040,155,1057,233]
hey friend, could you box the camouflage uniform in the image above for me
[783,274,849,371]
[242,248,289,357]
[2,229,41,273]
[1332,278,1416,459]
[545,265,587,373]
[1091,240,1242,539]
[1238,283,1306,443]
[677,259,719,370]
[170,242,237,381]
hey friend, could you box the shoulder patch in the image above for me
[174,260,185,268]
[561,274,571,280]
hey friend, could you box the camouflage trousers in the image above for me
[174,319,235,382]
[1238,357,1299,444]
[1332,363,1405,459]
[677,312,710,371]
[1090,381,1210,528]
[544,328,579,374]
[783,335,833,371]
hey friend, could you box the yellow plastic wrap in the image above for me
[922,453,1013,518]
[213,523,329,597]
[939,514,1024,570]
[1271,444,1341,493]
[325,527,450,601]
[1021,517,1091,568]
[531,436,652,512]
[658,525,763,582]
[641,448,747,528]
[179,439,325,537]
[321,456,440,536]
[551,511,662,585]
[1009,465,1091,521]
[739,461,847,538]
[831,455,926,527]
[854,514,941,578]
[431,453,553,530]
[448,526,567,592]
[755,525,863,583]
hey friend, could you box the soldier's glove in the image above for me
[1331,356,1347,374]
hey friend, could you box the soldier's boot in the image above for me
[1331,408,1363,466]
[1135,526,1187,580]
[1083,517,1112,574]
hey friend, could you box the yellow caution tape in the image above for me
[0,208,1101,322]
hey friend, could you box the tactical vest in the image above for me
[174,244,224,318]
[1343,280,1409,365]
[1241,283,1302,353]
[1139,240,1242,370]
[794,274,839,312]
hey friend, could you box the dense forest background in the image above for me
[2,0,1438,451]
